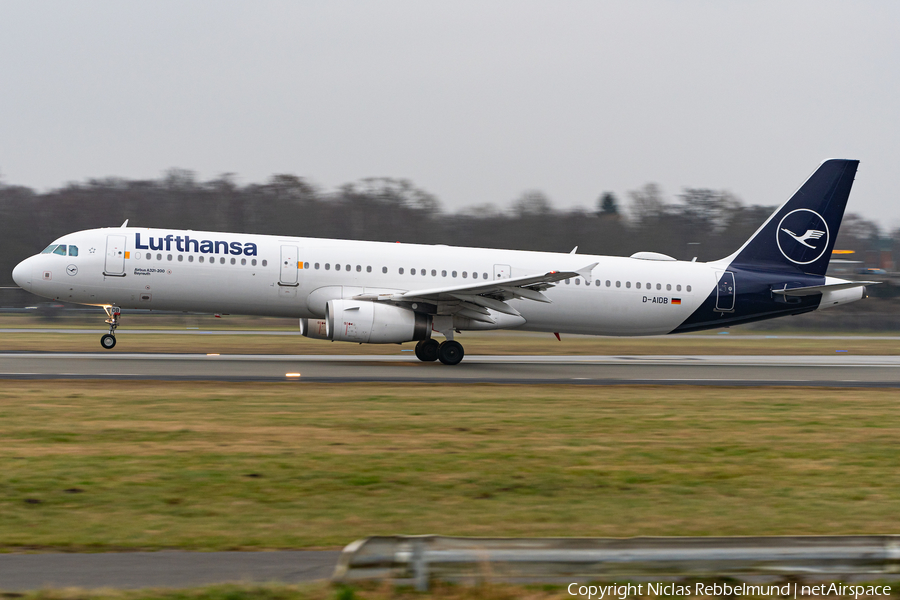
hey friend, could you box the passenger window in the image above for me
[314,263,320,269]
[325,263,331,270]
[442,270,447,277]
[335,264,341,271]
[219,257,225,264]
[345,264,350,271]
[452,271,457,278]
[199,256,205,263]
[596,279,601,286]
[146,253,151,260]
[241,258,247,265]
[576,278,581,285]
[666,284,671,291]
[483,273,488,280]
[168,254,173,261]
[230,258,236,265]
[156,253,162,261]
[68,246,78,256]
[473,272,479,280]
[421,269,426,276]
[676,284,681,291]
[53,245,67,256]
[411,268,416,275]
[382,267,387,273]
[263,260,268,267]
[399,267,404,274]
[356,265,361,272]
[177,255,183,262]
[188,255,194,263]
[431,269,436,276]
[462,271,468,278]
[687,285,692,292]
[636,282,641,289]
[616,281,621,288]
[367,266,372,273]
[656,283,661,290]
[252,259,257,266]
[606,280,611,287]
[565,279,570,285]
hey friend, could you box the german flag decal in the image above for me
[672,298,682,305]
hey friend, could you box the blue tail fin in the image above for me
[726,159,859,276]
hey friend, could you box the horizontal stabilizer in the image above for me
[772,281,879,297]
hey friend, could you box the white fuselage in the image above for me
[14,227,722,336]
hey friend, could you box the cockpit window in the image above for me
[68,245,78,257]
[41,245,57,254]
[52,245,68,256]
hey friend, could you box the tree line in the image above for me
[0,170,892,287]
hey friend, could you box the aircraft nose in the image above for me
[12,257,33,290]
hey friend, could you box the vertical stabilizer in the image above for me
[725,159,859,276]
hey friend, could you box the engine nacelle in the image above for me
[299,318,330,340]
[326,300,431,344]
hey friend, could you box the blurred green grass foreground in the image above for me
[1,381,899,551]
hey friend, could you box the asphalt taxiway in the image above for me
[0,551,340,590]
[1,352,899,386]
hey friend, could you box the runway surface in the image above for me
[3,328,900,340]
[1,352,900,386]
[0,551,340,590]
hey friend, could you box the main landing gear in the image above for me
[100,306,121,349]
[415,338,464,365]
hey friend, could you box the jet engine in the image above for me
[299,318,330,340]
[325,299,431,344]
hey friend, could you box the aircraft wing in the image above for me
[352,262,598,322]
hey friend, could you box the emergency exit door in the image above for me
[104,235,127,276]
[279,245,299,286]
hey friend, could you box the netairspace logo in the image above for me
[567,582,892,599]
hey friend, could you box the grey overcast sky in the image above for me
[1,1,898,227]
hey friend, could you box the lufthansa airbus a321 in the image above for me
[12,159,874,365]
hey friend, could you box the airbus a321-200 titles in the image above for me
[12,159,875,365]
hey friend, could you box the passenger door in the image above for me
[279,245,299,286]
[715,271,735,312]
[104,235,127,276]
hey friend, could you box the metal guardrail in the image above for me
[332,535,900,590]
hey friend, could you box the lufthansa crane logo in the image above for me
[776,208,829,265]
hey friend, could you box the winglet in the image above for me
[576,262,598,280]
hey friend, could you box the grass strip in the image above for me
[1,382,898,550]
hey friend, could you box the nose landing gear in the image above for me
[101,306,121,349]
